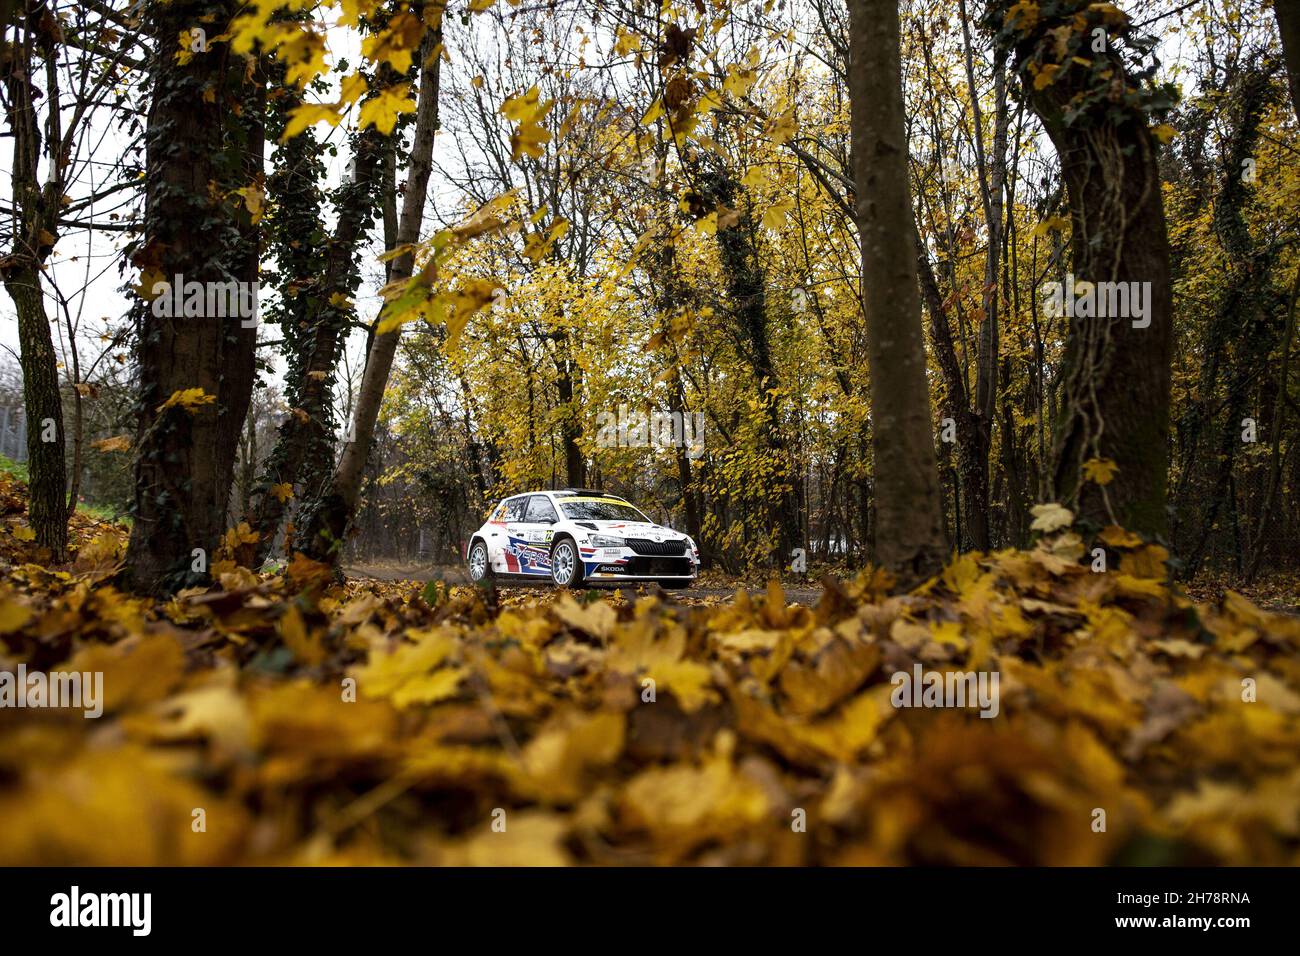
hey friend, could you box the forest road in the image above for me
[345,564,825,606]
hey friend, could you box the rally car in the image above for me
[465,489,699,588]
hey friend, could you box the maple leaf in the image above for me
[358,84,417,135]
[1030,502,1074,533]
[360,12,424,74]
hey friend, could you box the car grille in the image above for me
[624,556,693,575]
[625,537,687,556]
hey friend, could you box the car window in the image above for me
[525,495,559,523]
[558,499,649,522]
[503,496,528,522]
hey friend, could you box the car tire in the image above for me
[467,539,493,584]
[550,536,584,588]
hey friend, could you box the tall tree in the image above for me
[1,1,135,558]
[244,96,388,563]
[122,0,263,593]
[846,0,948,580]
[298,21,443,564]
[989,0,1175,539]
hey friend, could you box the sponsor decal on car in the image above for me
[506,537,551,574]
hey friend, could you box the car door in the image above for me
[509,494,559,575]
[493,496,529,573]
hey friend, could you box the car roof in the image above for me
[502,490,631,503]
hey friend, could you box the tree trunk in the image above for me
[122,0,262,594]
[553,334,586,487]
[992,2,1174,538]
[847,0,948,581]
[2,6,67,558]
[247,125,387,562]
[1275,0,1300,123]
[959,0,1008,552]
[4,271,67,557]
[299,27,442,563]
[917,236,987,552]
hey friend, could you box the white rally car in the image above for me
[465,489,699,588]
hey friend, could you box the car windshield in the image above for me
[558,499,649,523]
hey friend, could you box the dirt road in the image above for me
[345,563,826,606]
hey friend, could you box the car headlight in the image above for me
[588,534,625,548]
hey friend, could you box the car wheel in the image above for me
[550,537,584,588]
[467,539,493,583]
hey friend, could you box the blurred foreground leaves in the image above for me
[1,472,1298,865]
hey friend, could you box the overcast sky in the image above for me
[0,0,1243,414]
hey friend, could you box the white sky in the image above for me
[0,0,1255,414]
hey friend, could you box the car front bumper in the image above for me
[578,547,698,581]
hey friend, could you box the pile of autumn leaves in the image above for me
[1,473,1298,865]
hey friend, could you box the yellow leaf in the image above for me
[338,72,368,106]
[1031,214,1070,237]
[279,605,324,666]
[1030,502,1073,533]
[614,27,642,57]
[0,595,32,632]
[352,626,466,708]
[502,85,555,160]
[1081,457,1119,486]
[1098,525,1143,548]
[358,84,418,135]
[282,103,343,142]
[360,12,423,74]
[1121,544,1169,581]
[740,166,767,190]
[234,183,264,223]
[761,197,794,230]
[1033,63,1060,90]
[764,109,798,146]
[176,30,198,66]
[157,388,216,414]
[640,97,665,126]
[551,594,616,641]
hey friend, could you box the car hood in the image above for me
[574,520,686,541]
